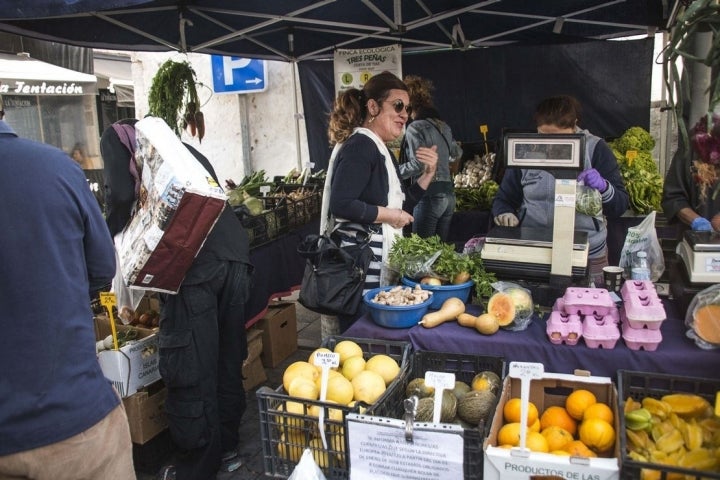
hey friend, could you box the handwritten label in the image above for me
[508,362,544,380]
[314,352,340,368]
[424,371,455,390]
[304,161,316,169]
[259,185,271,195]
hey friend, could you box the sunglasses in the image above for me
[389,99,412,115]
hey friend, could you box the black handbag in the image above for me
[297,230,373,316]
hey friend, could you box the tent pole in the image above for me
[688,30,712,123]
[292,61,303,171]
[239,95,252,175]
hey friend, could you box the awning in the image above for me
[93,54,134,106]
[0,52,96,96]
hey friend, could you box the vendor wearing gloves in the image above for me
[662,113,720,234]
[491,95,629,286]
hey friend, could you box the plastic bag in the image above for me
[618,211,665,281]
[391,250,443,280]
[288,448,327,480]
[111,242,145,324]
[489,281,535,331]
[684,284,720,350]
[575,182,602,216]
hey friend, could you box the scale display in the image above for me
[504,133,585,170]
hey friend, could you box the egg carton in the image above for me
[546,310,583,345]
[620,311,663,351]
[581,314,620,349]
[621,292,666,329]
[620,279,660,301]
[562,287,616,317]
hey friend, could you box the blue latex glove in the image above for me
[691,217,712,231]
[577,168,608,192]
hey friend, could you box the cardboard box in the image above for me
[123,381,168,444]
[484,370,620,480]
[259,302,297,368]
[95,315,161,398]
[246,327,263,363]
[243,356,267,391]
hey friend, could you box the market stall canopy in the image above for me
[0,0,672,61]
[0,52,97,95]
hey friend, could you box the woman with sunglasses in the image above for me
[321,71,438,332]
[399,75,463,241]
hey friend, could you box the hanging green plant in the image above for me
[148,59,206,141]
[662,0,720,158]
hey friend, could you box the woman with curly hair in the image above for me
[399,75,463,241]
[321,71,437,331]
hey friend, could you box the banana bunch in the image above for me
[623,394,720,477]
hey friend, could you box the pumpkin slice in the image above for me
[487,292,516,327]
[693,304,720,345]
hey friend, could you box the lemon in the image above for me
[364,354,400,386]
[351,370,386,404]
[333,340,363,365]
[282,361,319,392]
[287,376,319,400]
[326,374,354,405]
[341,355,366,381]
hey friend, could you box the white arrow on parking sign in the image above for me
[246,77,262,85]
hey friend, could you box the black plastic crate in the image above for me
[238,201,290,248]
[617,370,720,480]
[270,187,321,228]
[374,350,506,480]
[256,336,412,479]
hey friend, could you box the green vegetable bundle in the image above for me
[389,234,497,300]
[455,181,499,211]
[609,127,664,215]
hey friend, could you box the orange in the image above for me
[503,398,539,426]
[565,389,597,421]
[540,406,578,436]
[541,426,574,452]
[525,431,550,453]
[529,418,541,433]
[497,422,522,447]
[583,402,614,424]
[578,418,615,453]
[564,440,597,458]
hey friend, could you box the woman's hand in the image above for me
[416,145,438,175]
[414,145,438,190]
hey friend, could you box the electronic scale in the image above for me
[675,230,720,284]
[481,132,590,292]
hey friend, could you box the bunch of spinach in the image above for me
[389,234,496,301]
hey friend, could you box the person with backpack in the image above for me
[399,75,463,241]
[101,119,254,480]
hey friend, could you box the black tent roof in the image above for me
[0,0,673,61]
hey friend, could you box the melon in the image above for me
[506,287,534,319]
[415,390,457,423]
[471,370,501,394]
[457,389,497,425]
[451,381,472,400]
[405,377,435,399]
[487,292,516,327]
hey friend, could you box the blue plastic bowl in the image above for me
[401,276,474,310]
[363,286,433,329]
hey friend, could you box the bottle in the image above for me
[631,251,651,280]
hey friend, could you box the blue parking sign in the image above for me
[211,56,267,94]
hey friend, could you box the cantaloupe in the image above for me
[487,292,516,327]
[415,390,457,423]
[406,377,435,399]
[457,389,497,425]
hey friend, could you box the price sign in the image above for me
[259,185,271,196]
[626,150,638,166]
[479,124,489,154]
[99,292,120,350]
[314,351,341,448]
[508,362,544,450]
[425,371,455,423]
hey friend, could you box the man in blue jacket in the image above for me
[0,109,135,478]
